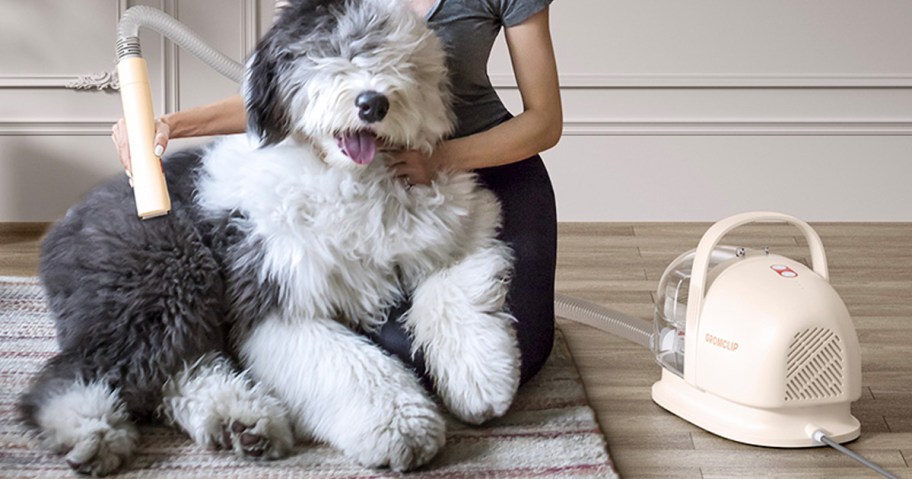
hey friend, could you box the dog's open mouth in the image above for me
[335,130,378,165]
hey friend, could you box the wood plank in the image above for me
[702,467,912,479]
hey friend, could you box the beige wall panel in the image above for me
[0,136,122,221]
[500,88,912,126]
[543,135,912,222]
[174,0,247,111]
[491,0,912,80]
[0,1,120,75]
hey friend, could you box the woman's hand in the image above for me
[384,143,453,186]
[111,117,171,176]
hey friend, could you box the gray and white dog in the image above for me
[19,0,520,475]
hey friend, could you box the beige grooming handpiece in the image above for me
[117,57,171,219]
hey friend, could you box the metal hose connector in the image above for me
[117,6,244,82]
[554,293,653,349]
[116,36,142,59]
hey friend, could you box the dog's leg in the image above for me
[160,352,293,459]
[241,313,445,472]
[18,357,138,476]
[406,243,521,424]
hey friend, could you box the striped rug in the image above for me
[0,276,617,478]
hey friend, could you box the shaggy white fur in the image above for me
[197,133,520,468]
[406,243,521,424]
[241,312,446,471]
[33,382,138,476]
[196,135,508,331]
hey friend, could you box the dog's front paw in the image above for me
[162,355,296,461]
[432,315,521,425]
[437,360,520,425]
[60,422,138,476]
[342,393,445,472]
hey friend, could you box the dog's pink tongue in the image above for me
[340,131,378,165]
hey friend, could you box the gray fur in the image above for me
[19,149,269,421]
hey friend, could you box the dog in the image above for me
[18,0,521,475]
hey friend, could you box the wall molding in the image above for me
[561,119,912,136]
[9,73,910,90]
[241,0,261,58]
[159,0,180,114]
[4,118,911,137]
[0,75,95,89]
[492,74,912,89]
[0,121,117,136]
[0,73,119,92]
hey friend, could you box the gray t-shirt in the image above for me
[425,0,554,138]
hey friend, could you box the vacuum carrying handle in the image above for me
[686,211,828,328]
[117,57,171,219]
[681,211,828,382]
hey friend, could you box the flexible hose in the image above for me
[117,6,244,83]
[554,293,653,349]
[554,247,744,350]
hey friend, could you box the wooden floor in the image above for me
[2,222,910,478]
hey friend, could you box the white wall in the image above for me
[491,0,912,221]
[1,0,910,221]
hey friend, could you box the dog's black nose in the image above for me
[355,91,389,123]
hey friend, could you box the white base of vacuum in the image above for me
[651,370,860,448]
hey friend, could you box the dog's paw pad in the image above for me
[217,418,291,460]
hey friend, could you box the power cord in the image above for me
[811,429,900,479]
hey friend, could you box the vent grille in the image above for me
[785,327,844,401]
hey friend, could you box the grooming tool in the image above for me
[115,6,243,219]
[116,53,170,219]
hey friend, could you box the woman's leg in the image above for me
[370,155,557,386]
[475,155,557,384]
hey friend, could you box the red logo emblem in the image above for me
[771,264,798,278]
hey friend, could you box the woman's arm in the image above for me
[445,7,562,169]
[112,94,246,172]
[388,7,562,184]
[161,94,247,139]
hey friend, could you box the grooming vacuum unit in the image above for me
[556,211,863,448]
[649,211,861,447]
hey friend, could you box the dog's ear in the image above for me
[244,32,293,147]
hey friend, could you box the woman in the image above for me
[112,0,562,386]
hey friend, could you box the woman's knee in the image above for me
[513,305,555,385]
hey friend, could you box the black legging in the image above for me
[368,154,558,386]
